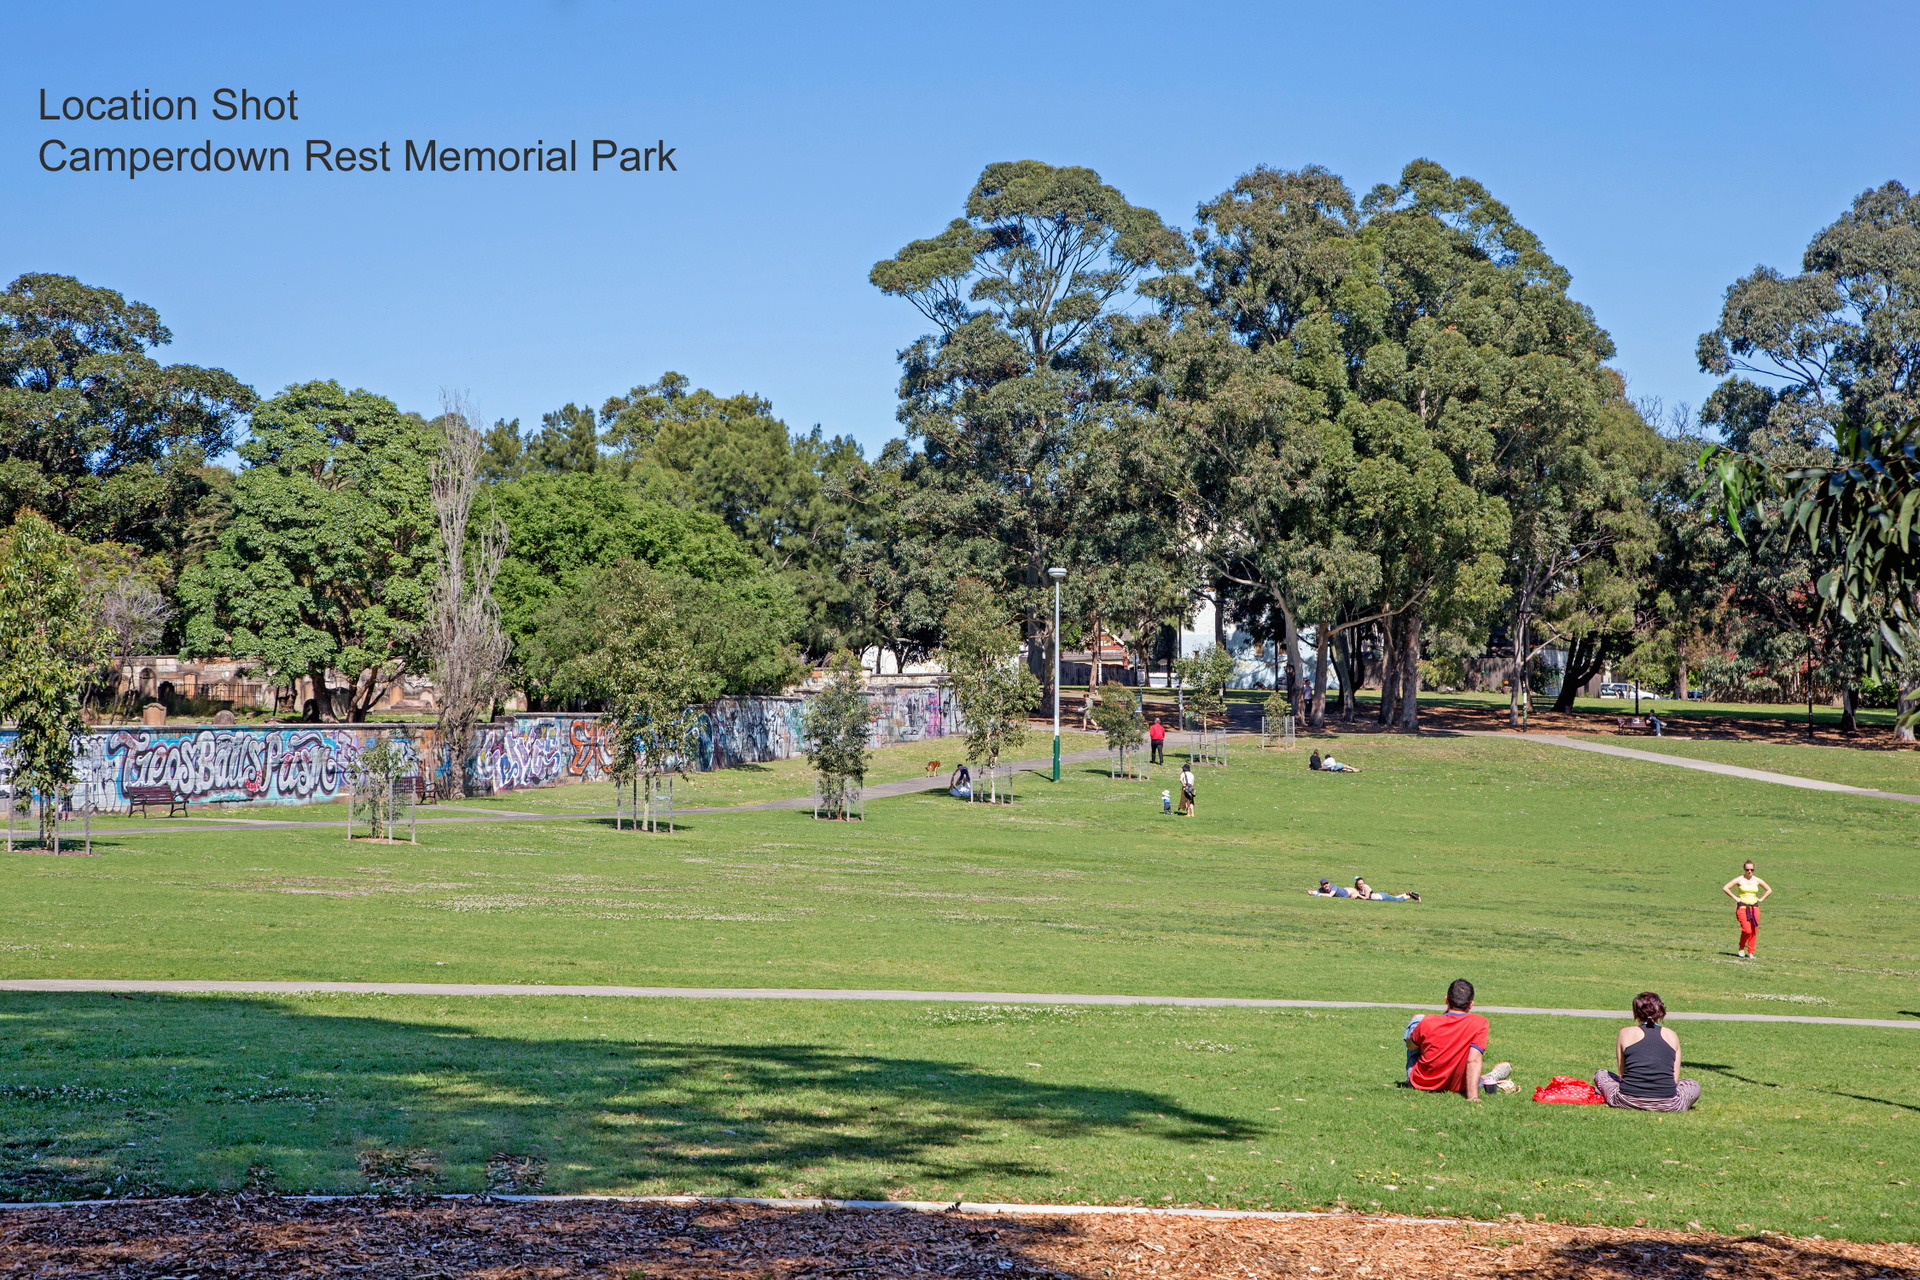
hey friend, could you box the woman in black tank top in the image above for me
[1593,992,1701,1111]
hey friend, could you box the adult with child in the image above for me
[1593,991,1700,1111]
[1402,979,1512,1101]
[1177,762,1196,815]
[1722,860,1771,958]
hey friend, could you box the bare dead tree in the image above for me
[430,392,512,797]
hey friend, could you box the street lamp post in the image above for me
[1049,567,1066,781]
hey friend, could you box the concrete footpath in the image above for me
[0,979,1911,1030]
[1482,731,1920,803]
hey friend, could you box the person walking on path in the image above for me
[1148,718,1166,765]
[1722,860,1772,958]
[1177,763,1196,816]
[1593,991,1701,1111]
[1403,979,1512,1101]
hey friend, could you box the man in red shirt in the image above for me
[1404,979,1512,1100]
[1148,717,1167,765]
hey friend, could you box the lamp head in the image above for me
[1047,567,1067,582]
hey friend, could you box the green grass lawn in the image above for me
[0,733,1915,1236]
[1572,734,1920,795]
[0,993,1911,1239]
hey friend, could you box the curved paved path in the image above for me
[1463,730,1920,803]
[0,980,1910,1029]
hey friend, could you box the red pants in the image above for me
[1736,903,1760,954]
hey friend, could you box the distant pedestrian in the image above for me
[1178,763,1195,816]
[1722,859,1772,958]
[1149,718,1167,765]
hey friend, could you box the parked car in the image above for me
[1599,683,1659,700]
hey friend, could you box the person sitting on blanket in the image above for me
[1403,979,1513,1100]
[1593,991,1700,1112]
[1354,876,1418,902]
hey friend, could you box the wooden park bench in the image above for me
[126,785,188,818]
[1615,716,1650,732]
[397,775,435,805]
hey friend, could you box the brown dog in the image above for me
[925,760,941,777]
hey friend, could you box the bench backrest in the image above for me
[127,785,175,800]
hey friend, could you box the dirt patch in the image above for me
[0,1197,1912,1278]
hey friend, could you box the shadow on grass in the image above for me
[1515,1235,1915,1279]
[0,993,1256,1201]
[1686,1061,1920,1115]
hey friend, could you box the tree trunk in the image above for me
[1508,601,1528,728]
[1553,635,1599,714]
[308,667,332,722]
[1377,617,1401,727]
[1674,659,1690,702]
[1897,679,1917,743]
[1841,686,1859,734]
[1397,608,1423,733]
[1332,630,1357,723]
[1283,608,1305,724]
[1309,623,1330,730]
[1091,610,1102,689]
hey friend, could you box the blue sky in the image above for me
[6,0,1915,453]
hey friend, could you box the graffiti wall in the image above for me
[0,685,962,813]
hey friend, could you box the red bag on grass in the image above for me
[1532,1075,1606,1105]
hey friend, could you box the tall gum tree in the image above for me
[0,273,254,558]
[871,160,1190,706]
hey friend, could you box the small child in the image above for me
[1161,789,1173,814]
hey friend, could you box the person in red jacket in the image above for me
[1148,717,1167,765]
[1403,979,1512,1100]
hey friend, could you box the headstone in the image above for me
[212,709,237,726]
[140,701,167,727]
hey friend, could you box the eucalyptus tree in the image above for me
[1152,163,1516,732]
[871,160,1190,705]
[0,273,254,557]
[1705,181,1920,719]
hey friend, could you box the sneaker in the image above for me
[1482,1061,1513,1086]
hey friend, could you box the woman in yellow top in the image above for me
[1721,860,1772,959]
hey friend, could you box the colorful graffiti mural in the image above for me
[1,687,963,814]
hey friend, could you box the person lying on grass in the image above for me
[1353,876,1418,902]
[1310,878,1418,901]
[1403,979,1513,1101]
[1593,991,1701,1112]
[1308,750,1360,772]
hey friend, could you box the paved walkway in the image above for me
[1480,732,1920,803]
[1,979,1911,1029]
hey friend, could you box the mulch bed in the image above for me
[1,1197,1912,1279]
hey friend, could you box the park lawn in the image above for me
[1335,689,1902,731]
[0,992,1910,1240]
[2,734,1917,1024]
[1572,734,1920,797]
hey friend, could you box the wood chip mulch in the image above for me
[0,1197,1913,1279]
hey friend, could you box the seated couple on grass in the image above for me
[1401,981,1700,1111]
[1312,877,1418,901]
[1308,751,1359,773]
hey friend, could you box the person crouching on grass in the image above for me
[1403,979,1513,1101]
[1594,991,1700,1112]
